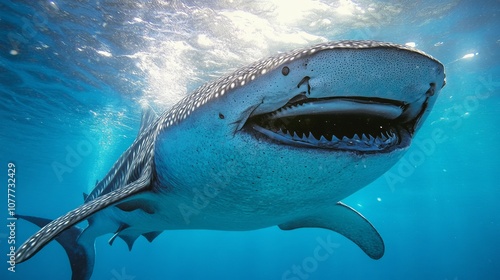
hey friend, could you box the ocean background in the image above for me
[1,0,499,279]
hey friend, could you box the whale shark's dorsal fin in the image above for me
[119,234,139,251]
[15,163,153,264]
[278,201,384,259]
[142,231,162,243]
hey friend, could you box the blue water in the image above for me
[1,0,499,279]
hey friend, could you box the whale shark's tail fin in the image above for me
[16,215,95,280]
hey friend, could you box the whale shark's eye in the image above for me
[282,66,290,76]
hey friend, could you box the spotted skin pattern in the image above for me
[15,41,444,273]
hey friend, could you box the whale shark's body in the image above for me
[16,40,445,280]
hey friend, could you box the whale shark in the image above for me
[16,40,445,279]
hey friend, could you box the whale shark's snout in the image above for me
[243,43,446,153]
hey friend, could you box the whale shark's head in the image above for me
[155,40,446,211]
[159,41,445,154]
[237,41,446,153]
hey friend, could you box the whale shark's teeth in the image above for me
[386,131,397,143]
[380,133,388,141]
[258,124,398,152]
[307,132,318,142]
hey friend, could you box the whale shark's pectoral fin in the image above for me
[278,201,384,259]
[15,164,153,266]
[16,215,94,280]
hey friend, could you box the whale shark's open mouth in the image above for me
[247,92,433,153]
